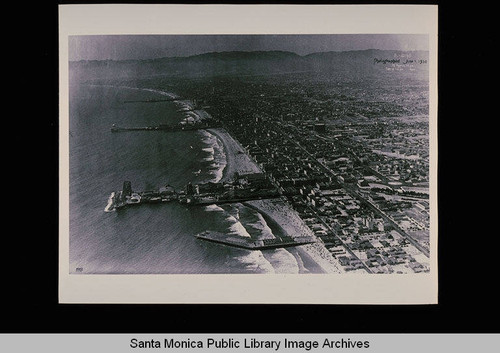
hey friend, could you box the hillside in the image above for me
[69,49,429,82]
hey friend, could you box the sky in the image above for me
[68,34,429,61]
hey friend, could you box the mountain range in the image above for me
[69,49,429,81]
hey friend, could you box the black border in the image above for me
[7,0,498,334]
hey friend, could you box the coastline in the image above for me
[246,199,345,274]
[206,128,262,183]
[206,127,344,274]
[242,201,325,274]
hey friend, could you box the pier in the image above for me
[110,120,221,133]
[105,175,281,212]
[181,192,281,206]
[123,98,182,103]
[195,231,317,250]
[105,181,179,212]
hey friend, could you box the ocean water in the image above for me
[68,82,316,274]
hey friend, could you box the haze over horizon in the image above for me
[69,34,428,62]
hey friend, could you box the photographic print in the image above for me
[59,5,438,303]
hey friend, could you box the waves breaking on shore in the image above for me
[199,130,227,183]
[203,202,304,274]
[86,83,336,274]
[198,126,339,274]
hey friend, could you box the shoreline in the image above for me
[206,128,261,183]
[242,201,325,274]
[205,126,343,274]
[246,199,344,274]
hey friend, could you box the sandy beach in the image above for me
[247,199,345,274]
[207,127,345,274]
[206,128,262,182]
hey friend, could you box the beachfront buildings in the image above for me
[169,73,430,273]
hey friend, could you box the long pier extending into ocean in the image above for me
[105,172,282,212]
[110,120,221,133]
[195,231,317,250]
[123,97,182,103]
[104,179,302,251]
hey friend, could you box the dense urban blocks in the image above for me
[105,68,430,274]
[166,72,430,273]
